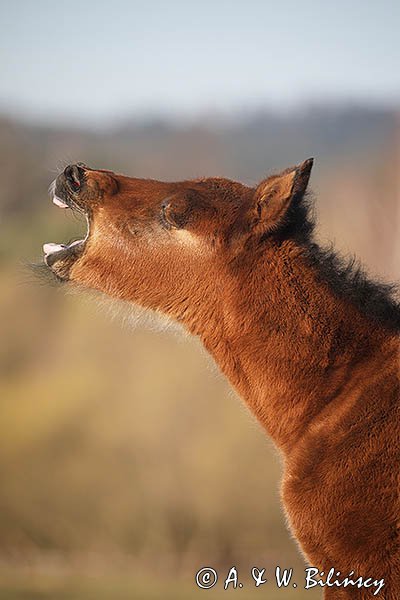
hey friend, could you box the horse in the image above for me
[42,160,400,598]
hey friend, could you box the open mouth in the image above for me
[43,165,89,280]
[42,187,89,261]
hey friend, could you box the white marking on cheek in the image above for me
[131,226,204,252]
[174,229,204,249]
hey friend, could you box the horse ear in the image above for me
[251,158,313,234]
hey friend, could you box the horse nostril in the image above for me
[64,165,82,191]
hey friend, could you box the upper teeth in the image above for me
[53,195,68,208]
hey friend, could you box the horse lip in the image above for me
[43,239,86,269]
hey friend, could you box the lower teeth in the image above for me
[43,243,66,255]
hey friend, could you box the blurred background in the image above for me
[1,1,399,598]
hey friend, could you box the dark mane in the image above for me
[307,243,400,333]
[279,193,400,333]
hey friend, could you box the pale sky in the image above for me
[1,0,399,125]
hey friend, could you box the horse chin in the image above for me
[43,239,86,282]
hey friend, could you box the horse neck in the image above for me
[194,239,394,452]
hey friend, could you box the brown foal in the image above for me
[42,160,400,598]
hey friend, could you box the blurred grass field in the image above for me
[0,568,319,600]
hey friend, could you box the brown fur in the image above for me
[44,161,400,598]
